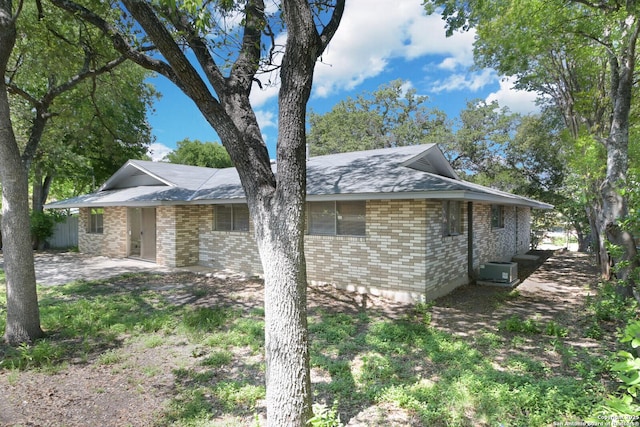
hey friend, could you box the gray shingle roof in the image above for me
[45,144,553,210]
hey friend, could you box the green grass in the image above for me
[0,271,627,426]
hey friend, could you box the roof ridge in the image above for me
[187,168,222,201]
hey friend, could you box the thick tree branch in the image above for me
[120,0,227,115]
[228,0,265,95]
[21,55,128,167]
[319,0,345,53]
[48,0,178,84]
[160,7,228,95]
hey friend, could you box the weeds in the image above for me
[499,315,542,334]
[0,271,619,426]
[585,282,638,323]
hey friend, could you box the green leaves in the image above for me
[165,138,233,168]
[621,322,640,349]
[307,79,450,156]
[601,321,640,416]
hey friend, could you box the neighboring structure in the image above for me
[45,144,552,302]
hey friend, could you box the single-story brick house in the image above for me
[46,144,552,302]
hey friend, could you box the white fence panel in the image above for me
[49,215,79,249]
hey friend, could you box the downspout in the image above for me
[467,201,474,281]
[515,206,518,254]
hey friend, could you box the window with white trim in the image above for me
[214,204,249,231]
[491,204,505,229]
[87,208,104,234]
[442,200,462,236]
[307,201,365,236]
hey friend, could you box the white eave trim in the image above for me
[305,191,553,209]
[400,146,460,180]
[45,190,553,210]
[99,161,175,191]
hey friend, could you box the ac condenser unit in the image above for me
[479,262,518,283]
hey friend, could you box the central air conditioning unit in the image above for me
[478,261,518,284]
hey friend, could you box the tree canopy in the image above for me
[164,138,233,168]
[6,1,155,211]
[308,79,450,155]
[425,0,640,287]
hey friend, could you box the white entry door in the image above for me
[128,208,156,261]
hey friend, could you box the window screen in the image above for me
[215,204,249,231]
[337,201,366,236]
[215,205,233,231]
[308,201,366,236]
[491,205,505,229]
[232,204,249,231]
[442,201,461,236]
[308,201,336,235]
[88,208,104,234]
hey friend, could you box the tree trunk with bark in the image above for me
[48,0,345,424]
[0,0,43,344]
[597,13,640,292]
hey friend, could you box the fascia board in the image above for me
[305,191,554,208]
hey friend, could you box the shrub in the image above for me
[30,210,63,248]
[599,320,640,416]
[308,403,342,427]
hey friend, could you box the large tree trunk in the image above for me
[256,2,318,421]
[598,18,640,292]
[573,220,590,253]
[256,201,311,425]
[0,0,43,344]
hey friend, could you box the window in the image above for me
[308,201,336,235]
[442,201,462,236]
[88,208,104,234]
[307,201,365,236]
[214,204,249,231]
[491,204,505,229]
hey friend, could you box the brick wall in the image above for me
[155,205,201,267]
[516,207,531,254]
[155,206,176,266]
[424,201,469,299]
[306,199,430,302]
[77,200,533,302]
[199,206,263,275]
[78,207,127,257]
[304,200,474,302]
[472,204,532,270]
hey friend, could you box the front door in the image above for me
[128,208,156,261]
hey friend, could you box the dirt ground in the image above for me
[0,249,603,426]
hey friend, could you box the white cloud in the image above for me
[430,68,497,93]
[250,80,281,108]
[248,1,478,110]
[312,0,475,97]
[255,109,277,130]
[485,76,540,115]
[147,142,173,161]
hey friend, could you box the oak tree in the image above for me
[1,0,153,344]
[308,79,450,155]
[426,0,640,290]
[49,0,345,424]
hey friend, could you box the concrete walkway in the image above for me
[0,252,174,286]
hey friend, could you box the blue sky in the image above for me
[146,0,539,161]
